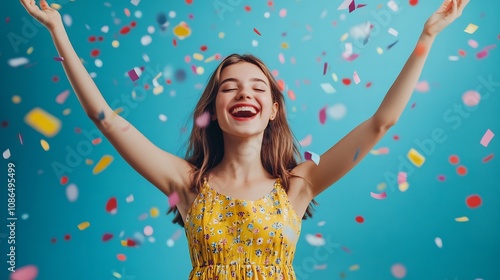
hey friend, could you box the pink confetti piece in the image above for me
[10,265,39,280]
[415,80,430,92]
[480,129,494,147]
[337,0,353,10]
[168,191,179,207]
[370,191,387,199]
[319,106,327,124]
[476,44,496,59]
[391,263,407,279]
[378,147,389,154]
[299,134,312,147]
[348,0,356,13]
[462,90,481,106]
[304,151,320,165]
[195,111,211,128]
[55,89,70,104]
[127,68,140,81]
[353,71,360,84]
[18,133,23,145]
[467,39,478,48]
[279,8,287,17]
[344,53,359,62]
[253,27,261,36]
[397,172,407,184]
[278,53,285,64]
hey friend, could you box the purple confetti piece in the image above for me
[54,56,64,62]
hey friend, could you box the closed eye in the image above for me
[222,89,237,92]
[254,89,265,92]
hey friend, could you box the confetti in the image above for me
[326,104,347,120]
[387,0,399,12]
[455,216,469,222]
[480,129,494,147]
[462,90,481,106]
[117,253,127,261]
[53,56,64,61]
[56,90,70,104]
[3,149,11,159]
[388,27,398,37]
[127,67,142,81]
[435,237,443,248]
[9,265,39,280]
[319,106,327,124]
[323,62,328,75]
[482,154,494,163]
[168,191,179,207]
[8,57,29,67]
[355,216,364,223]
[102,233,113,241]
[370,191,387,199]
[468,39,478,48]
[66,183,78,202]
[77,221,90,230]
[253,27,261,36]
[353,71,360,84]
[391,263,406,279]
[106,197,118,214]
[150,207,160,217]
[304,151,320,165]
[353,147,360,161]
[415,80,430,92]
[457,165,467,176]
[320,83,336,94]
[24,107,62,137]
[476,45,495,59]
[92,155,114,175]
[305,233,325,246]
[299,134,312,147]
[195,111,211,128]
[40,139,50,151]
[407,148,425,167]
[464,23,478,34]
[387,40,399,50]
[466,194,482,208]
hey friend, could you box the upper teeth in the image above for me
[231,106,257,114]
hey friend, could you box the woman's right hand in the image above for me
[20,0,62,31]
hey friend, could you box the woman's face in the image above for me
[213,61,278,138]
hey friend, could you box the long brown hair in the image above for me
[168,53,318,227]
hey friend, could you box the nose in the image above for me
[236,87,252,100]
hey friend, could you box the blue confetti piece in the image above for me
[97,111,105,120]
[353,148,360,161]
[387,40,399,50]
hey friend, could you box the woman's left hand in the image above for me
[423,0,470,37]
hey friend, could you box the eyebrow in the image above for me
[219,77,268,86]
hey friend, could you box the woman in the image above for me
[20,0,470,278]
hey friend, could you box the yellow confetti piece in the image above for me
[150,207,159,218]
[398,182,409,192]
[112,40,120,48]
[407,148,425,167]
[12,95,21,104]
[24,107,62,138]
[77,221,90,230]
[62,108,71,115]
[27,46,34,55]
[340,32,349,42]
[120,240,128,246]
[218,32,225,39]
[92,155,114,175]
[376,47,384,54]
[281,42,289,49]
[112,272,121,278]
[40,139,50,151]
[153,86,164,95]
[349,264,360,271]
[455,216,469,222]
[205,55,216,63]
[464,23,478,34]
[50,3,62,10]
[377,182,386,191]
[173,22,191,39]
[193,53,204,61]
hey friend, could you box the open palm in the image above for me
[424,0,470,37]
[20,0,62,30]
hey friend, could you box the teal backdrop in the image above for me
[1,1,499,279]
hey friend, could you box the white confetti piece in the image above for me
[141,35,152,46]
[320,83,336,94]
[388,27,398,37]
[126,194,134,203]
[305,234,325,246]
[327,103,347,120]
[66,183,78,202]
[3,149,11,159]
[8,57,29,67]
[305,151,320,165]
[353,71,361,84]
[434,237,443,248]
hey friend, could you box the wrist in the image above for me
[419,31,436,44]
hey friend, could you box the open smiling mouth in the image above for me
[230,107,258,121]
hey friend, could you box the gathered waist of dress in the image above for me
[189,262,296,279]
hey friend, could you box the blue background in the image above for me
[1,0,499,279]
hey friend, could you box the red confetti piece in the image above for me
[456,165,467,176]
[466,194,482,208]
[106,197,118,214]
[482,153,494,163]
[186,0,193,4]
[319,106,327,125]
[458,49,466,56]
[51,238,57,244]
[449,155,459,165]
[60,175,69,185]
[64,234,71,241]
[370,191,387,199]
[52,76,59,83]
[253,27,261,36]
[244,5,251,11]
[287,89,296,101]
[342,78,351,85]
[393,135,400,140]
[126,238,137,246]
[88,36,96,42]
[355,216,364,223]
[90,49,100,57]
[92,138,102,145]
[341,246,352,254]
[409,0,418,6]
[200,45,207,51]
[366,81,372,88]
[120,26,131,35]
[130,21,137,28]
[117,253,126,261]
[173,39,177,46]
[102,233,113,242]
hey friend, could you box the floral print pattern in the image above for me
[184,177,302,279]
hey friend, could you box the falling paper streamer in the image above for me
[305,151,320,165]
[480,129,494,147]
[24,107,62,137]
[93,155,114,174]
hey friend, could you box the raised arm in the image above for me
[20,0,193,196]
[293,0,470,199]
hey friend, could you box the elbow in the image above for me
[371,115,397,132]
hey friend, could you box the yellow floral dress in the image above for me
[184,177,302,279]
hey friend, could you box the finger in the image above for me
[19,0,42,15]
[458,0,471,14]
[437,0,453,13]
[40,0,54,11]
[452,0,458,16]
